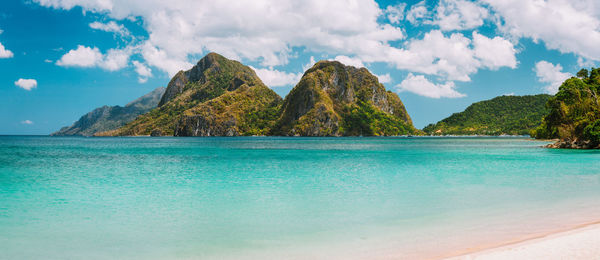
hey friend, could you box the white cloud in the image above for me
[33,0,516,97]
[100,48,129,70]
[44,59,53,63]
[534,60,571,94]
[370,30,516,82]
[132,60,152,83]
[89,21,129,36]
[34,0,404,74]
[396,73,465,99]
[485,0,600,61]
[385,3,407,24]
[472,31,517,69]
[251,66,301,87]
[302,56,316,72]
[431,0,489,31]
[406,1,429,25]
[56,45,129,71]
[21,120,34,125]
[334,55,365,68]
[0,42,13,58]
[376,73,392,84]
[15,78,38,91]
[56,45,103,67]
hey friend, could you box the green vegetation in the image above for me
[98,53,282,136]
[424,94,552,136]
[272,60,417,136]
[52,87,165,136]
[100,54,416,137]
[341,101,412,136]
[533,68,600,148]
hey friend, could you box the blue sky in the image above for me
[1,0,597,134]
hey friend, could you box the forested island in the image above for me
[423,94,551,136]
[533,68,600,149]
[52,53,600,149]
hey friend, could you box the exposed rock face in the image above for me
[51,87,165,136]
[101,53,282,136]
[546,139,600,149]
[272,60,415,136]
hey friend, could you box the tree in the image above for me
[577,68,589,78]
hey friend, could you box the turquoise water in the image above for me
[1,136,600,259]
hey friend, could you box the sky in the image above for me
[1,0,598,135]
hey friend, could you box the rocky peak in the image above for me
[273,60,414,136]
[158,52,251,106]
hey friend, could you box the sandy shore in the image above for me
[445,222,600,260]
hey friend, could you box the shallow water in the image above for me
[1,136,599,259]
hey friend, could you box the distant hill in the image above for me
[51,87,165,136]
[97,53,417,137]
[533,68,600,149]
[272,60,417,136]
[423,94,552,136]
[98,53,283,136]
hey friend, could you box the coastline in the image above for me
[443,220,600,260]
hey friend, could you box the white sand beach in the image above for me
[446,222,600,260]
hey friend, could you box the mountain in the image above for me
[533,68,600,149]
[272,60,416,136]
[98,53,283,136]
[51,87,165,136]
[423,94,552,136]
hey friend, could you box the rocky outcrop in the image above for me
[52,87,165,136]
[272,60,415,136]
[545,139,600,149]
[102,53,283,136]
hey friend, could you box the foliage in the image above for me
[99,53,282,136]
[424,94,552,136]
[52,87,165,136]
[533,68,600,145]
[341,100,411,136]
[272,60,417,136]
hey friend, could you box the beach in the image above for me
[447,222,600,260]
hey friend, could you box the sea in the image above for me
[1,136,599,259]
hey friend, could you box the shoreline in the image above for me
[442,220,600,259]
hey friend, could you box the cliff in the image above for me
[272,61,416,136]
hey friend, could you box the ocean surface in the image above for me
[1,136,599,259]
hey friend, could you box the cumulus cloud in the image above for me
[334,55,365,68]
[35,0,404,72]
[385,3,407,24]
[21,120,34,125]
[376,30,517,82]
[396,73,465,99]
[89,21,129,36]
[376,73,392,84]
[56,45,102,67]
[431,0,489,31]
[534,60,571,94]
[34,0,518,98]
[0,42,14,58]
[406,1,429,25]
[15,78,38,91]
[485,0,600,61]
[472,32,517,69]
[56,45,129,71]
[132,60,152,83]
[251,66,301,87]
